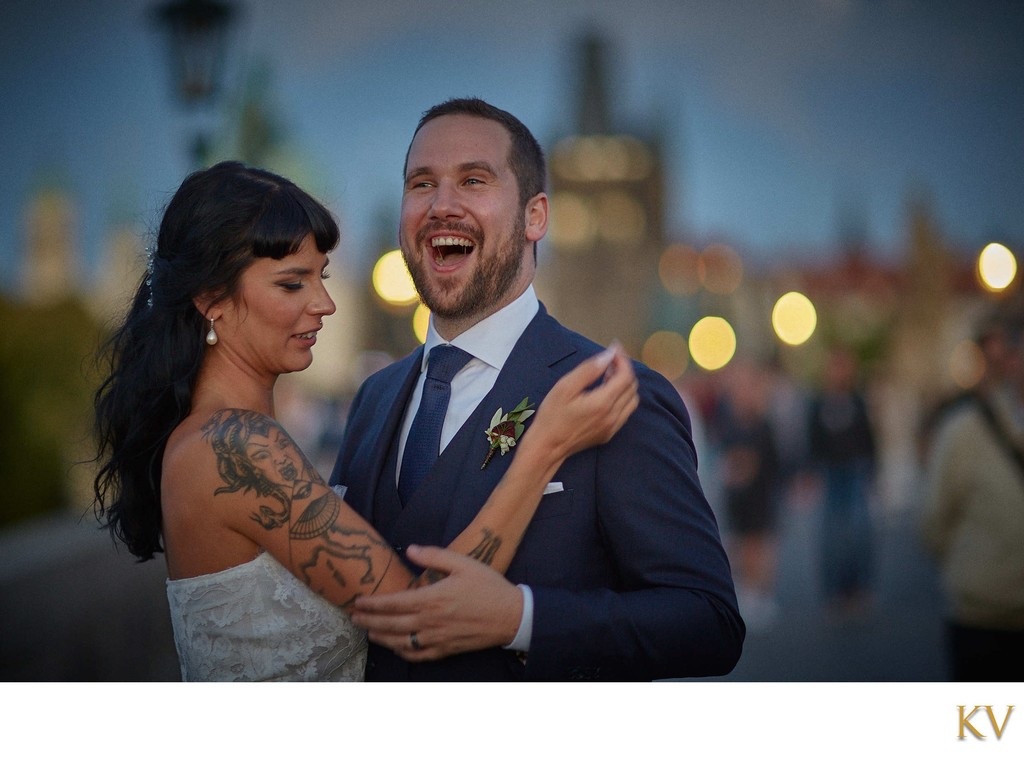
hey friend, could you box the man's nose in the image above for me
[428,182,463,219]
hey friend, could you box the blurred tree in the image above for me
[0,295,103,528]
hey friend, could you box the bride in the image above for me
[91,161,638,681]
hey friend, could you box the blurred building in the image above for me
[537,34,667,357]
[20,182,79,306]
[90,224,145,325]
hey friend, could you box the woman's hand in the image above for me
[352,545,523,661]
[525,344,639,463]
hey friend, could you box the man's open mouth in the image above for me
[431,235,475,265]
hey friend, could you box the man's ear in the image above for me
[524,192,548,243]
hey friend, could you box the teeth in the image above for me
[297,332,316,339]
[431,236,473,248]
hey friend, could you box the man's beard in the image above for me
[404,214,526,321]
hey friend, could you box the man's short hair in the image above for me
[405,97,547,208]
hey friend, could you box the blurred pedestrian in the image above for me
[717,360,782,629]
[808,345,878,615]
[920,306,1024,681]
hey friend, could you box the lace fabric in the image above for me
[166,552,366,681]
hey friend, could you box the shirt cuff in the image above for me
[503,584,533,652]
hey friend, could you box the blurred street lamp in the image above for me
[689,316,736,372]
[372,249,419,307]
[412,304,431,343]
[642,330,689,380]
[977,242,1018,293]
[153,0,236,166]
[772,291,817,346]
[369,248,426,346]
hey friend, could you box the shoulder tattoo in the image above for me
[201,408,318,530]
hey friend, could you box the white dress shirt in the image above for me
[396,285,539,652]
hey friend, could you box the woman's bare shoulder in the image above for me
[165,410,221,469]
[162,413,223,512]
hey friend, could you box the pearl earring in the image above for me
[206,317,218,346]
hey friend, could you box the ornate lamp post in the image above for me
[153,0,236,166]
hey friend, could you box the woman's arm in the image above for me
[431,346,636,577]
[208,347,637,610]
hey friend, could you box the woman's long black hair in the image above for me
[92,161,340,560]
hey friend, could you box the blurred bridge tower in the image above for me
[19,179,78,306]
[536,32,668,356]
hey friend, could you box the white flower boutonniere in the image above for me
[481,397,535,469]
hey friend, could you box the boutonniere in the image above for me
[481,397,535,469]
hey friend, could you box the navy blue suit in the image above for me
[330,305,744,680]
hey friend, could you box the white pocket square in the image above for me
[332,484,348,500]
[543,482,564,495]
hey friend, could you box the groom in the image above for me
[331,97,743,680]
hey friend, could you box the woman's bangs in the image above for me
[250,186,339,260]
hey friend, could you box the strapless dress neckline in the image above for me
[166,551,366,681]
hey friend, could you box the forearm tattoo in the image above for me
[468,528,501,566]
[412,528,503,589]
[202,409,392,605]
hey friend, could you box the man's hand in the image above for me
[350,545,523,662]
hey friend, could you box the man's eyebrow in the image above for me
[457,161,498,175]
[405,166,430,182]
[405,161,499,181]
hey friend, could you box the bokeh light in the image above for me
[551,135,653,182]
[700,243,744,295]
[641,330,689,380]
[372,249,418,305]
[977,242,1017,291]
[548,192,596,249]
[688,316,736,371]
[412,303,430,343]
[772,291,817,346]
[658,244,702,296]
[948,339,986,389]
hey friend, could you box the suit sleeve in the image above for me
[525,365,745,680]
[329,381,371,488]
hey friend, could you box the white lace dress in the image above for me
[166,551,367,681]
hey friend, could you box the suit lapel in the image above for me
[358,348,423,523]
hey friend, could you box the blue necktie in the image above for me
[399,344,473,504]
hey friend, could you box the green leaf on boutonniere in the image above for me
[481,397,535,469]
